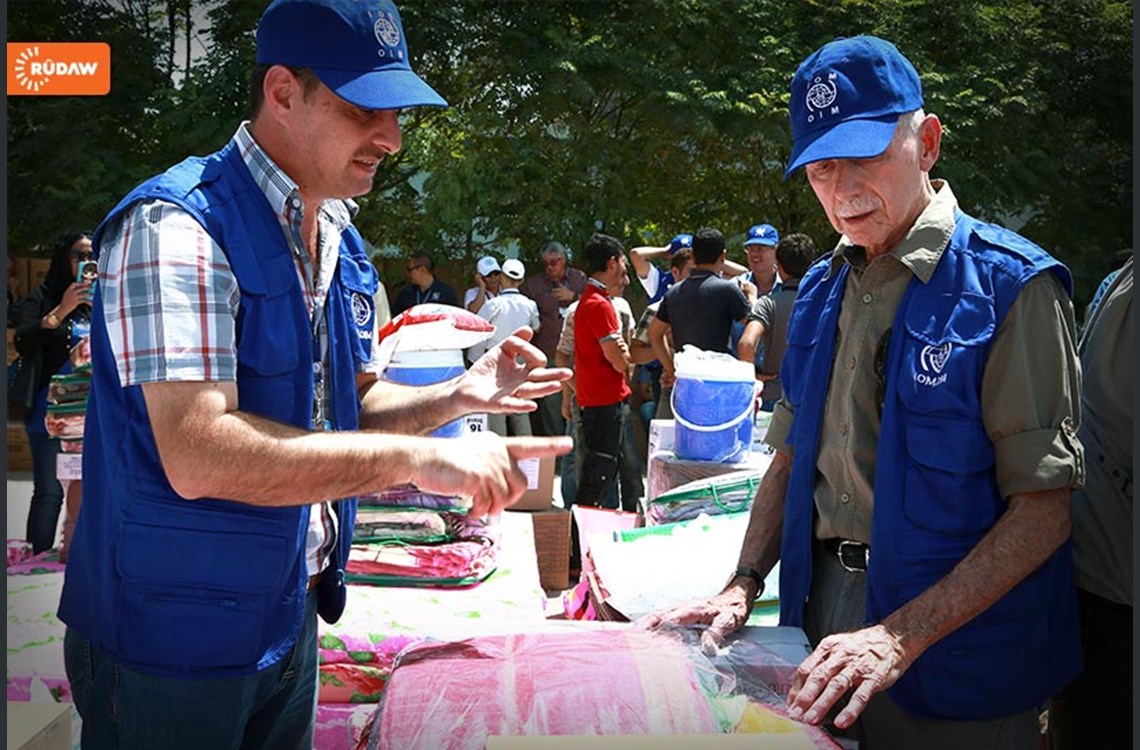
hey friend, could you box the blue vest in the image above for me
[58,142,376,678]
[778,212,1081,719]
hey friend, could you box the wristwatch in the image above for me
[728,565,765,597]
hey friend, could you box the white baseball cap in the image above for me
[501,258,526,280]
[476,256,501,276]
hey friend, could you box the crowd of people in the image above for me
[6,1,1129,748]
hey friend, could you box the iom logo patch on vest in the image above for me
[915,341,951,387]
[351,292,374,341]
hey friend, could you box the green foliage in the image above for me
[6,0,1131,305]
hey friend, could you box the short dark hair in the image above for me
[409,252,435,271]
[691,228,725,265]
[775,233,817,279]
[669,248,692,272]
[583,233,625,275]
[250,64,320,118]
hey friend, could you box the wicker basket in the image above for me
[528,508,571,592]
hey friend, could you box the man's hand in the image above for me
[457,327,571,414]
[786,624,912,729]
[636,582,753,656]
[474,272,487,292]
[551,286,575,304]
[413,434,572,517]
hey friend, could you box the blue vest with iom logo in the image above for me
[778,211,1081,720]
[58,141,377,678]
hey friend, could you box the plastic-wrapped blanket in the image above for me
[318,512,550,706]
[357,627,843,750]
[644,469,762,525]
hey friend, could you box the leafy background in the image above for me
[7,0,1132,309]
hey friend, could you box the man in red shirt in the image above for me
[572,233,632,507]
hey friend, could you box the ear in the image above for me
[261,65,305,122]
[918,113,942,172]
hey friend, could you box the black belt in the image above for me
[824,538,870,572]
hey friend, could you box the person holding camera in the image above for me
[9,230,94,553]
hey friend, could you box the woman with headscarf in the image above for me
[10,231,94,553]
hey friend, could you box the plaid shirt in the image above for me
[98,123,379,578]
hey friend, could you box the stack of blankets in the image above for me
[346,485,501,587]
[43,337,92,450]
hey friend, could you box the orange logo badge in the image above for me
[7,43,111,96]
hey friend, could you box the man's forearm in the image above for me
[734,450,791,587]
[881,487,1072,662]
[357,375,464,434]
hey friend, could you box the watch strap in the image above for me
[732,565,765,595]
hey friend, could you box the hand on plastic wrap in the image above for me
[412,433,571,518]
[786,623,911,729]
[459,327,571,414]
[635,583,752,656]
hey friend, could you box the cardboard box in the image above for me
[526,507,571,592]
[647,419,675,457]
[8,424,33,472]
[6,702,72,750]
[512,454,556,511]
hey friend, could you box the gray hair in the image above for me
[540,241,568,259]
[899,108,926,136]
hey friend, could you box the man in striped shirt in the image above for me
[58,2,569,748]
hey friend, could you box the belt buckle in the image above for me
[836,540,869,572]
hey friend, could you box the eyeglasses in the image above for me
[71,250,94,261]
[543,257,564,268]
[405,264,424,273]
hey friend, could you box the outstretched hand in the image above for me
[459,327,571,414]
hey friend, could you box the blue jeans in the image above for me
[64,590,320,750]
[26,429,63,553]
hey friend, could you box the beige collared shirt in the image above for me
[766,180,1083,543]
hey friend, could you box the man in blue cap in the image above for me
[57,1,570,747]
[730,221,781,381]
[643,35,1083,748]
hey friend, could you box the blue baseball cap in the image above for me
[256,0,447,111]
[668,233,693,254]
[744,224,779,247]
[785,36,923,178]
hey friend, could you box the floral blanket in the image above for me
[319,511,549,705]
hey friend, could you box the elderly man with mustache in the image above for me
[642,35,1083,750]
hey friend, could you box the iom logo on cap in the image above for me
[805,72,838,124]
[373,12,404,60]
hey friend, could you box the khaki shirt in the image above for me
[1070,259,1132,605]
[766,181,1083,543]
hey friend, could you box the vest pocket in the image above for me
[116,582,268,669]
[114,520,295,670]
[237,290,302,376]
[902,416,1000,536]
